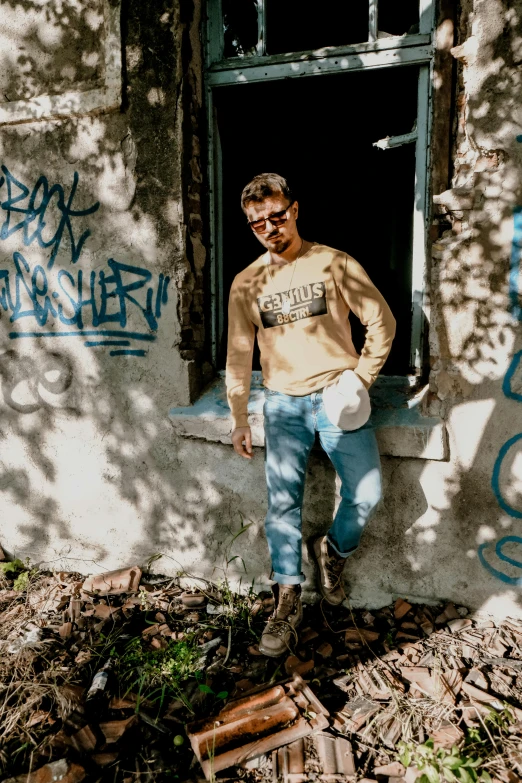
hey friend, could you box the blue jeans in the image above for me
[263,389,382,585]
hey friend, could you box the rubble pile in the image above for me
[0,560,522,783]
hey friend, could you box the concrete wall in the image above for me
[1,0,522,620]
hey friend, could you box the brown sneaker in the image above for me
[311,536,348,606]
[258,584,303,658]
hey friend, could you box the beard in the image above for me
[263,234,291,254]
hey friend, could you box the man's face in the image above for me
[244,194,299,255]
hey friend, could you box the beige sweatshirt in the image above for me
[226,243,396,430]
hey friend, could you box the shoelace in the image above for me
[324,555,346,590]
[265,591,300,642]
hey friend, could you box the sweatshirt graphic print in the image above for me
[257,281,328,328]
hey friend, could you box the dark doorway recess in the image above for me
[215,66,418,375]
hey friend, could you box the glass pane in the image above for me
[378,0,419,37]
[223,0,258,58]
[265,0,369,55]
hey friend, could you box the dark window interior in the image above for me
[378,0,419,37]
[265,0,369,54]
[214,66,418,375]
[220,0,420,61]
[223,0,258,59]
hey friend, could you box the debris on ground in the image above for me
[1,558,522,783]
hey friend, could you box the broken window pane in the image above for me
[265,0,369,55]
[378,0,419,37]
[223,0,259,59]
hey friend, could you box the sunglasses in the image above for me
[248,201,295,234]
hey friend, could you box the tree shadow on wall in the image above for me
[0,0,242,581]
[344,0,522,613]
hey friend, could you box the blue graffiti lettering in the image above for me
[491,432,522,520]
[478,536,522,586]
[502,349,522,402]
[0,253,170,336]
[510,206,522,321]
[0,166,100,269]
[0,167,172,357]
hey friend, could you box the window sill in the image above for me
[169,372,448,461]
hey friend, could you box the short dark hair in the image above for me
[241,173,294,211]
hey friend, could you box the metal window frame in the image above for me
[204,0,435,377]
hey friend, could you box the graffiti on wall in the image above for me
[478,135,522,583]
[0,167,170,357]
[510,135,522,322]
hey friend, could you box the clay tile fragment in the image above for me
[394,598,412,619]
[345,627,379,643]
[180,591,206,607]
[285,655,314,676]
[99,715,137,744]
[374,761,406,777]
[69,725,97,753]
[3,758,86,783]
[431,720,464,749]
[465,667,488,690]
[314,732,356,776]
[301,627,319,643]
[316,642,333,659]
[447,618,472,633]
[82,567,141,596]
[91,753,119,767]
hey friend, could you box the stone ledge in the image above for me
[169,373,448,461]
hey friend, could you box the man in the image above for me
[226,173,396,657]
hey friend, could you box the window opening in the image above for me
[215,67,417,375]
[205,0,434,380]
[265,0,369,54]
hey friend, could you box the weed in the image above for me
[0,559,26,579]
[118,635,202,709]
[13,571,30,591]
[398,739,491,783]
[198,683,228,701]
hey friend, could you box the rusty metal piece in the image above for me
[187,674,329,779]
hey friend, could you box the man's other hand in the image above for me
[232,426,253,459]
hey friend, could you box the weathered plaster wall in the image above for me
[0,0,211,568]
[2,0,522,621]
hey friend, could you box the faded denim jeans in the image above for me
[263,388,382,585]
